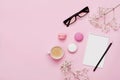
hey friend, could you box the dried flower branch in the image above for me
[60,61,89,80]
[89,4,120,33]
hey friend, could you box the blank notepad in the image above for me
[83,34,109,68]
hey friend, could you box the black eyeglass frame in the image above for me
[63,6,89,27]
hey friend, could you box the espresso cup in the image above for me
[49,46,64,60]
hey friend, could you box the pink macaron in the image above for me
[74,32,84,42]
[58,33,67,40]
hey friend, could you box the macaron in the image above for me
[58,33,67,40]
[74,32,84,42]
[68,43,78,53]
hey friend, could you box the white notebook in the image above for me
[83,34,109,68]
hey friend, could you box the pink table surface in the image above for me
[0,0,120,80]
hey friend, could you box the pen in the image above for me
[93,42,112,72]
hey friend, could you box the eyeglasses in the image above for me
[63,6,89,27]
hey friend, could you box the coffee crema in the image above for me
[50,46,64,60]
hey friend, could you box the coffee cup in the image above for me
[48,46,64,60]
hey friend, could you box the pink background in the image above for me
[0,0,120,80]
